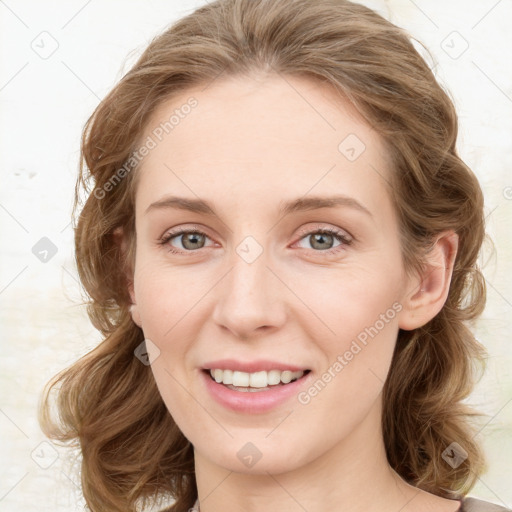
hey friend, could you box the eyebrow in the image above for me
[145,194,373,218]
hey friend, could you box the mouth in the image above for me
[202,368,312,392]
[200,365,314,413]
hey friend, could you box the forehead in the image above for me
[134,73,394,222]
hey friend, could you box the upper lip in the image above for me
[202,359,310,373]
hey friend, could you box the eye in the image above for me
[295,227,352,254]
[159,227,214,254]
[158,225,353,255]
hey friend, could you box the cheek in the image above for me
[134,266,196,425]
[293,263,402,346]
[147,360,201,448]
[295,282,400,436]
[295,266,402,402]
[134,262,204,338]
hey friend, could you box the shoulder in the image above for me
[461,497,512,512]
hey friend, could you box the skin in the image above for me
[126,72,460,512]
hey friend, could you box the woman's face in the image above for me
[129,73,416,474]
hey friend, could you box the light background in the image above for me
[0,0,511,510]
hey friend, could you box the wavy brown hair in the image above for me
[38,0,492,510]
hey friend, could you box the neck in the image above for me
[193,395,423,512]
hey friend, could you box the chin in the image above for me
[200,442,308,476]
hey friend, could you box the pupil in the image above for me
[183,233,204,249]
[312,233,333,250]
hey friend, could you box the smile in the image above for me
[201,368,313,413]
[208,368,308,391]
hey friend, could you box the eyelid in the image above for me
[159,224,216,248]
[294,222,353,241]
[159,223,353,254]
[160,223,353,241]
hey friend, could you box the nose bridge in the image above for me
[212,235,286,337]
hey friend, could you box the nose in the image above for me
[211,244,287,340]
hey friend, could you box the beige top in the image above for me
[461,497,512,511]
[188,496,512,511]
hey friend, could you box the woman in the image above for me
[38,0,510,511]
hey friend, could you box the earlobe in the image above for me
[130,303,142,328]
[127,281,142,327]
[398,230,459,331]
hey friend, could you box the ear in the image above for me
[397,230,459,331]
[113,226,142,328]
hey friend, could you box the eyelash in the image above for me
[158,226,353,256]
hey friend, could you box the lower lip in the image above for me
[201,370,312,413]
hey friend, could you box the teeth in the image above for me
[209,368,305,387]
